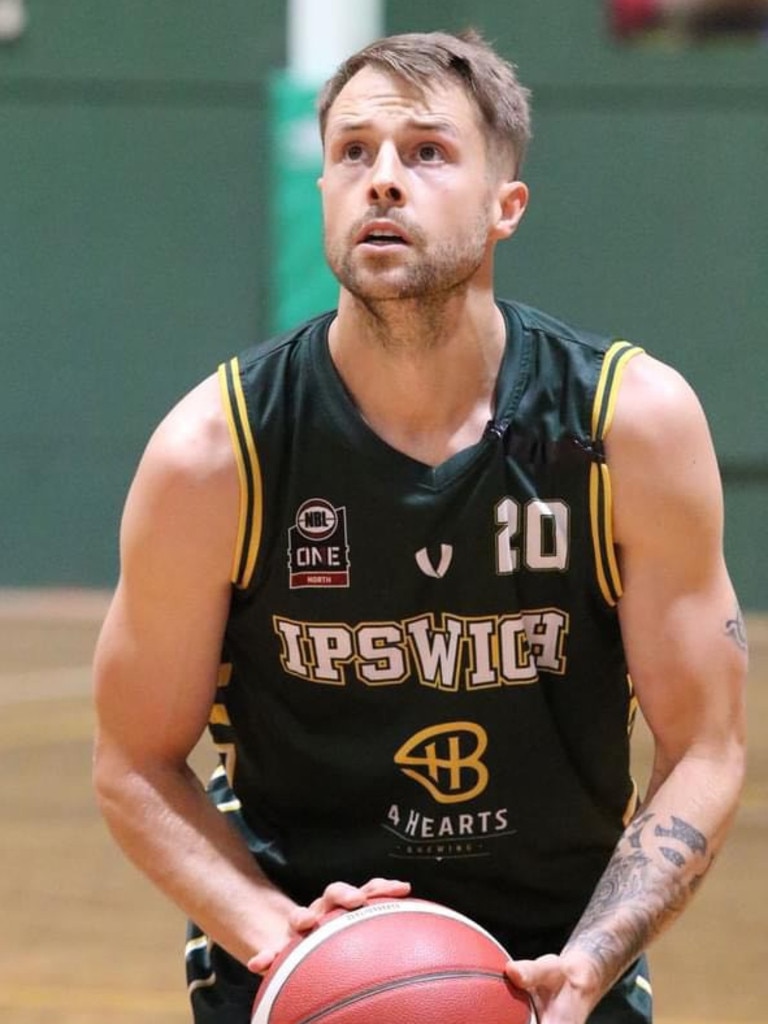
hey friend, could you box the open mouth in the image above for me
[361,232,408,246]
[356,222,411,247]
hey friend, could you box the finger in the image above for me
[290,879,412,935]
[289,904,322,933]
[360,877,412,897]
[248,948,279,975]
[289,882,369,933]
[505,954,564,991]
[320,881,371,909]
[504,957,533,987]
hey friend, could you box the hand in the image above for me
[290,876,413,933]
[247,877,411,975]
[505,952,601,1024]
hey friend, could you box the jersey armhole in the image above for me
[589,341,644,606]
[217,358,263,589]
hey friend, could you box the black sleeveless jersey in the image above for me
[210,300,643,959]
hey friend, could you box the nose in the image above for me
[367,144,406,207]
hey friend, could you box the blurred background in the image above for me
[1,2,765,1022]
[1,0,766,604]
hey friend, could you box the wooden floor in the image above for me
[1,589,765,1024]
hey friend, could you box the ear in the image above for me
[491,180,529,241]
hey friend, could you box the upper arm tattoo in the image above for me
[725,605,748,652]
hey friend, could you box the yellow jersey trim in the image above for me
[590,463,617,606]
[624,675,641,826]
[592,340,643,441]
[217,359,263,588]
[209,704,231,727]
[590,341,644,605]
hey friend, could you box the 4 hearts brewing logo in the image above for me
[288,498,351,589]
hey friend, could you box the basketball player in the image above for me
[92,30,747,1024]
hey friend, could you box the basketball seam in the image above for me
[250,900,522,1024]
[294,969,513,1024]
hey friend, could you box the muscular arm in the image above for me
[93,375,409,969]
[92,376,299,965]
[508,354,747,1019]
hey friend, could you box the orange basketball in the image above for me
[251,898,535,1024]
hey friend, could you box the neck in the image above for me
[334,278,498,352]
[328,288,507,466]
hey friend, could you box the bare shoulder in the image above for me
[141,372,234,483]
[609,351,711,447]
[606,352,723,551]
[121,372,239,583]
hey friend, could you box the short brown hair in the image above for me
[317,29,532,177]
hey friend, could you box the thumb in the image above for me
[248,949,279,975]
[505,953,564,991]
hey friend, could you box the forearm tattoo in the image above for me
[725,605,748,652]
[566,810,711,985]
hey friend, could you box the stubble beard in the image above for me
[325,213,492,341]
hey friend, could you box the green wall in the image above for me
[2,1,765,606]
[1,1,283,583]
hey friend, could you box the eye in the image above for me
[343,142,367,162]
[416,143,444,163]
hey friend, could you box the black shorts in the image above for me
[185,921,652,1024]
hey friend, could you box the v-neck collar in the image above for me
[308,302,532,493]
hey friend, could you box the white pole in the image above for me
[0,0,27,41]
[287,0,384,84]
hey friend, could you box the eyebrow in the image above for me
[330,117,460,137]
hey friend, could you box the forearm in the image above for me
[561,746,744,1000]
[94,747,296,965]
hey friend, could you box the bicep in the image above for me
[608,356,747,770]
[94,578,230,767]
[94,380,240,767]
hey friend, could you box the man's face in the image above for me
[319,67,505,303]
